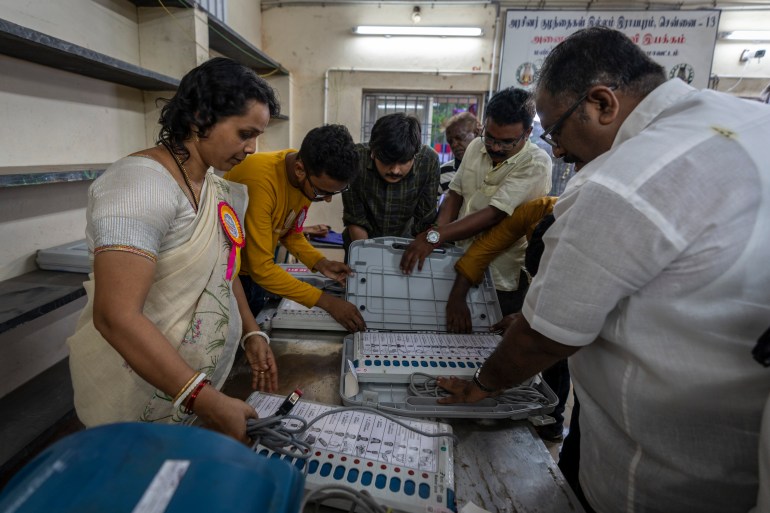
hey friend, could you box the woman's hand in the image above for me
[244,334,278,393]
[193,385,258,444]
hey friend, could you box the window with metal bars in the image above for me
[361,91,576,196]
[361,92,482,164]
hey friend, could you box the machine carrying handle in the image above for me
[391,242,446,254]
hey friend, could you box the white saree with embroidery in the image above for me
[68,162,247,426]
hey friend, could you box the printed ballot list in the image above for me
[358,332,499,358]
[250,394,442,473]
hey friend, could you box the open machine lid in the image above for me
[346,237,501,332]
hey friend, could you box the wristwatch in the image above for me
[473,367,496,393]
[426,228,441,246]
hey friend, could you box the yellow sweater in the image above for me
[455,196,557,285]
[224,150,325,307]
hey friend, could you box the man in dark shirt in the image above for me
[342,113,439,252]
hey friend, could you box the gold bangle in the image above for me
[173,371,201,403]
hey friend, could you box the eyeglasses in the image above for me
[481,130,527,151]
[539,92,589,149]
[540,85,616,148]
[306,173,349,199]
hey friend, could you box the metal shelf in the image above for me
[0,165,108,188]
[0,18,179,91]
[128,0,288,76]
[207,15,289,75]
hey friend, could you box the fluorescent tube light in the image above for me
[353,25,483,37]
[720,30,770,41]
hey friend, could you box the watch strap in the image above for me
[473,367,496,393]
[426,228,441,246]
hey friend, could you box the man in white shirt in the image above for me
[400,87,552,315]
[438,27,770,513]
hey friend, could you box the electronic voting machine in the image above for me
[339,237,558,421]
[247,392,456,513]
[269,264,347,331]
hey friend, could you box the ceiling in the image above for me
[260,0,770,9]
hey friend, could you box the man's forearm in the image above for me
[479,313,580,390]
[435,206,504,245]
[448,273,473,304]
[347,224,369,241]
[437,190,463,225]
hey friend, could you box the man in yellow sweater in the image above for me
[446,196,570,444]
[224,125,366,333]
[446,196,557,333]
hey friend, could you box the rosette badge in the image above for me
[218,201,246,280]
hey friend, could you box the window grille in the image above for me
[361,92,482,164]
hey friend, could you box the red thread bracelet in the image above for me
[183,379,211,414]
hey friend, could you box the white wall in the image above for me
[0,1,155,280]
[263,3,497,142]
[227,0,262,50]
[712,10,770,97]
[261,3,498,230]
[0,57,148,168]
[0,55,147,279]
[0,0,269,280]
[0,0,141,65]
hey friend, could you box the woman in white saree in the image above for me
[68,58,280,443]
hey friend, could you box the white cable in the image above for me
[246,405,460,478]
[408,372,552,406]
[726,58,752,93]
[301,484,389,513]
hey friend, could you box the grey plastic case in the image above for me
[346,237,501,331]
[338,237,557,420]
[36,239,90,273]
[340,338,557,420]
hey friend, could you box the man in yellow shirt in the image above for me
[446,196,569,444]
[446,196,557,332]
[224,125,366,333]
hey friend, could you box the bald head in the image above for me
[445,112,481,163]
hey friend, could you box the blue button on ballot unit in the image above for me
[0,423,304,513]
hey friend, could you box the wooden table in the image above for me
[222,328,584,513]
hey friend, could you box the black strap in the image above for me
[753,326,770,367]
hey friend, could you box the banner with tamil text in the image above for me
[499,10,720,90]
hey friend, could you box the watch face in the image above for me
[427,230,440,244]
